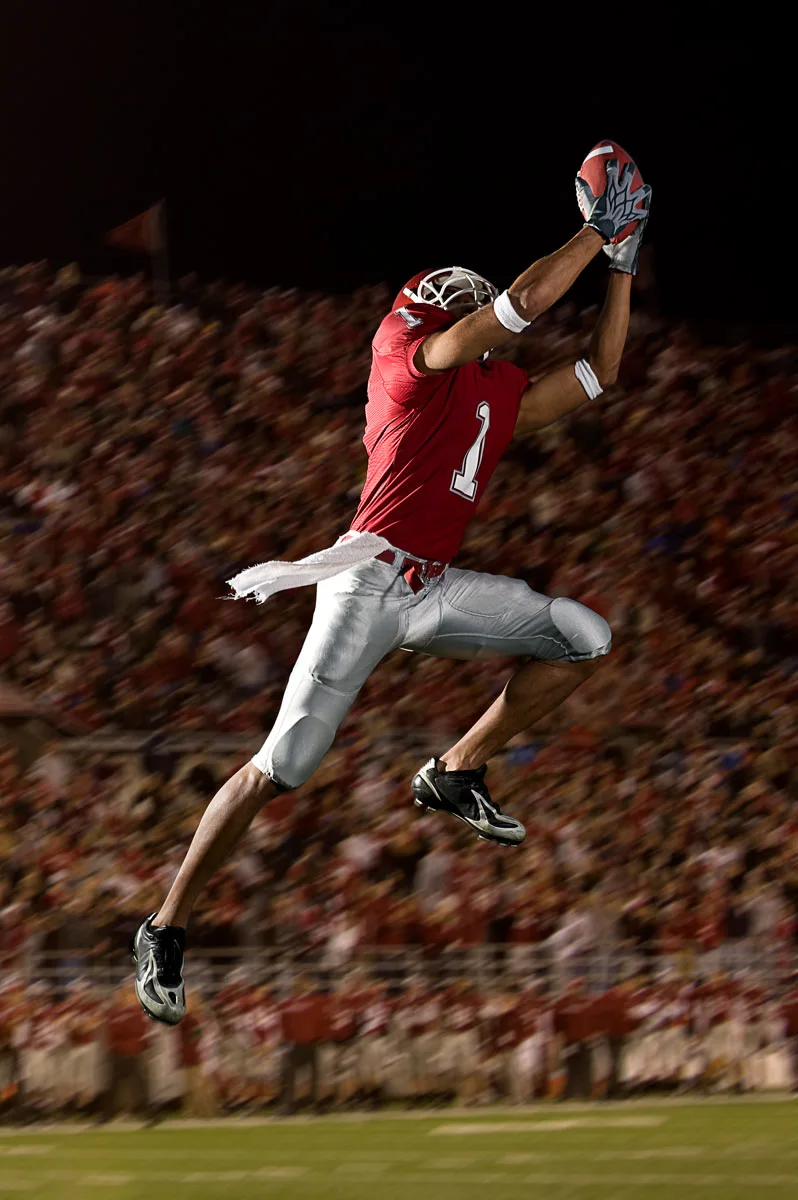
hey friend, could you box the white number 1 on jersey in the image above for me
[451,401,490,501]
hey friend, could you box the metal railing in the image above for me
[9,942,797,996]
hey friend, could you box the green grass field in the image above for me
[1,1099,797,1199]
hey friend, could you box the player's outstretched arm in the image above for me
[415,226,605,374]
[515,271,631,432]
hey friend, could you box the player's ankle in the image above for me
[439,753,480,773]
[152,909,185,930]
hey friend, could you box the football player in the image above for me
[133,158,651,1025]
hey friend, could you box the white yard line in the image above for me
[180,1172,249,1183]
[432,1117,667,1134]
[0,1145,54,1155]
[422,1157,479,1168]
[79,1177,134,1187]
[251,1167,307,1180]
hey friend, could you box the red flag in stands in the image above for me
[105,202,163,254]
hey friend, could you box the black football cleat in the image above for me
[411,758,526,846]
[131,913,187,1025]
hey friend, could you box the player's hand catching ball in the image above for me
[576,159,652,244]
[602,203,651,275]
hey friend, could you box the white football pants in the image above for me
[252,550,611,790]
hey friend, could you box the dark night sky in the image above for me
[0,5,791,324]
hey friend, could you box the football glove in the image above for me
[602,204,651,275]
[576,159,652,244]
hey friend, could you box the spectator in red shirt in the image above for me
[553,977,600,1099]
[279,975,324,1114]
[595,976,641,1098]
[101,984,152,1122]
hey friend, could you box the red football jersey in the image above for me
[350,303,528,562]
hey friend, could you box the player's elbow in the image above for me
[512,283,553,323]
[588,354,620,388]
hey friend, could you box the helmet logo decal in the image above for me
[396,306,423,328]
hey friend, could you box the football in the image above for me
[576,140,645,244]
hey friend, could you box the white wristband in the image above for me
[574,358,603,400]
[493,289,531,334]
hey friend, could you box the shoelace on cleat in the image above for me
[439,764,508,819]
[434,761,518,828]
[150,928,183,987]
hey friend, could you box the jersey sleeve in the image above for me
[371,304,454,407]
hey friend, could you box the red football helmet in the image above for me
[392,266,498,315]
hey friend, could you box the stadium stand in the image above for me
[1,261,797,1117]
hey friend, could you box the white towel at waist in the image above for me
[226,530,392,604]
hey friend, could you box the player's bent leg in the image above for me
[408,571,611,664]
[442,652,601,772]
[433,576,609,770]
[406,571,610,843]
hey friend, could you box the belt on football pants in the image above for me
[376,548,448,594]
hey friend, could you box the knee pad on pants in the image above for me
[549,597,611,660]
[251,669,359,790]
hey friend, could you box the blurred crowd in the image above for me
[1,260,797,1015]
[1,969,797,1123]
[2,737,798,984]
